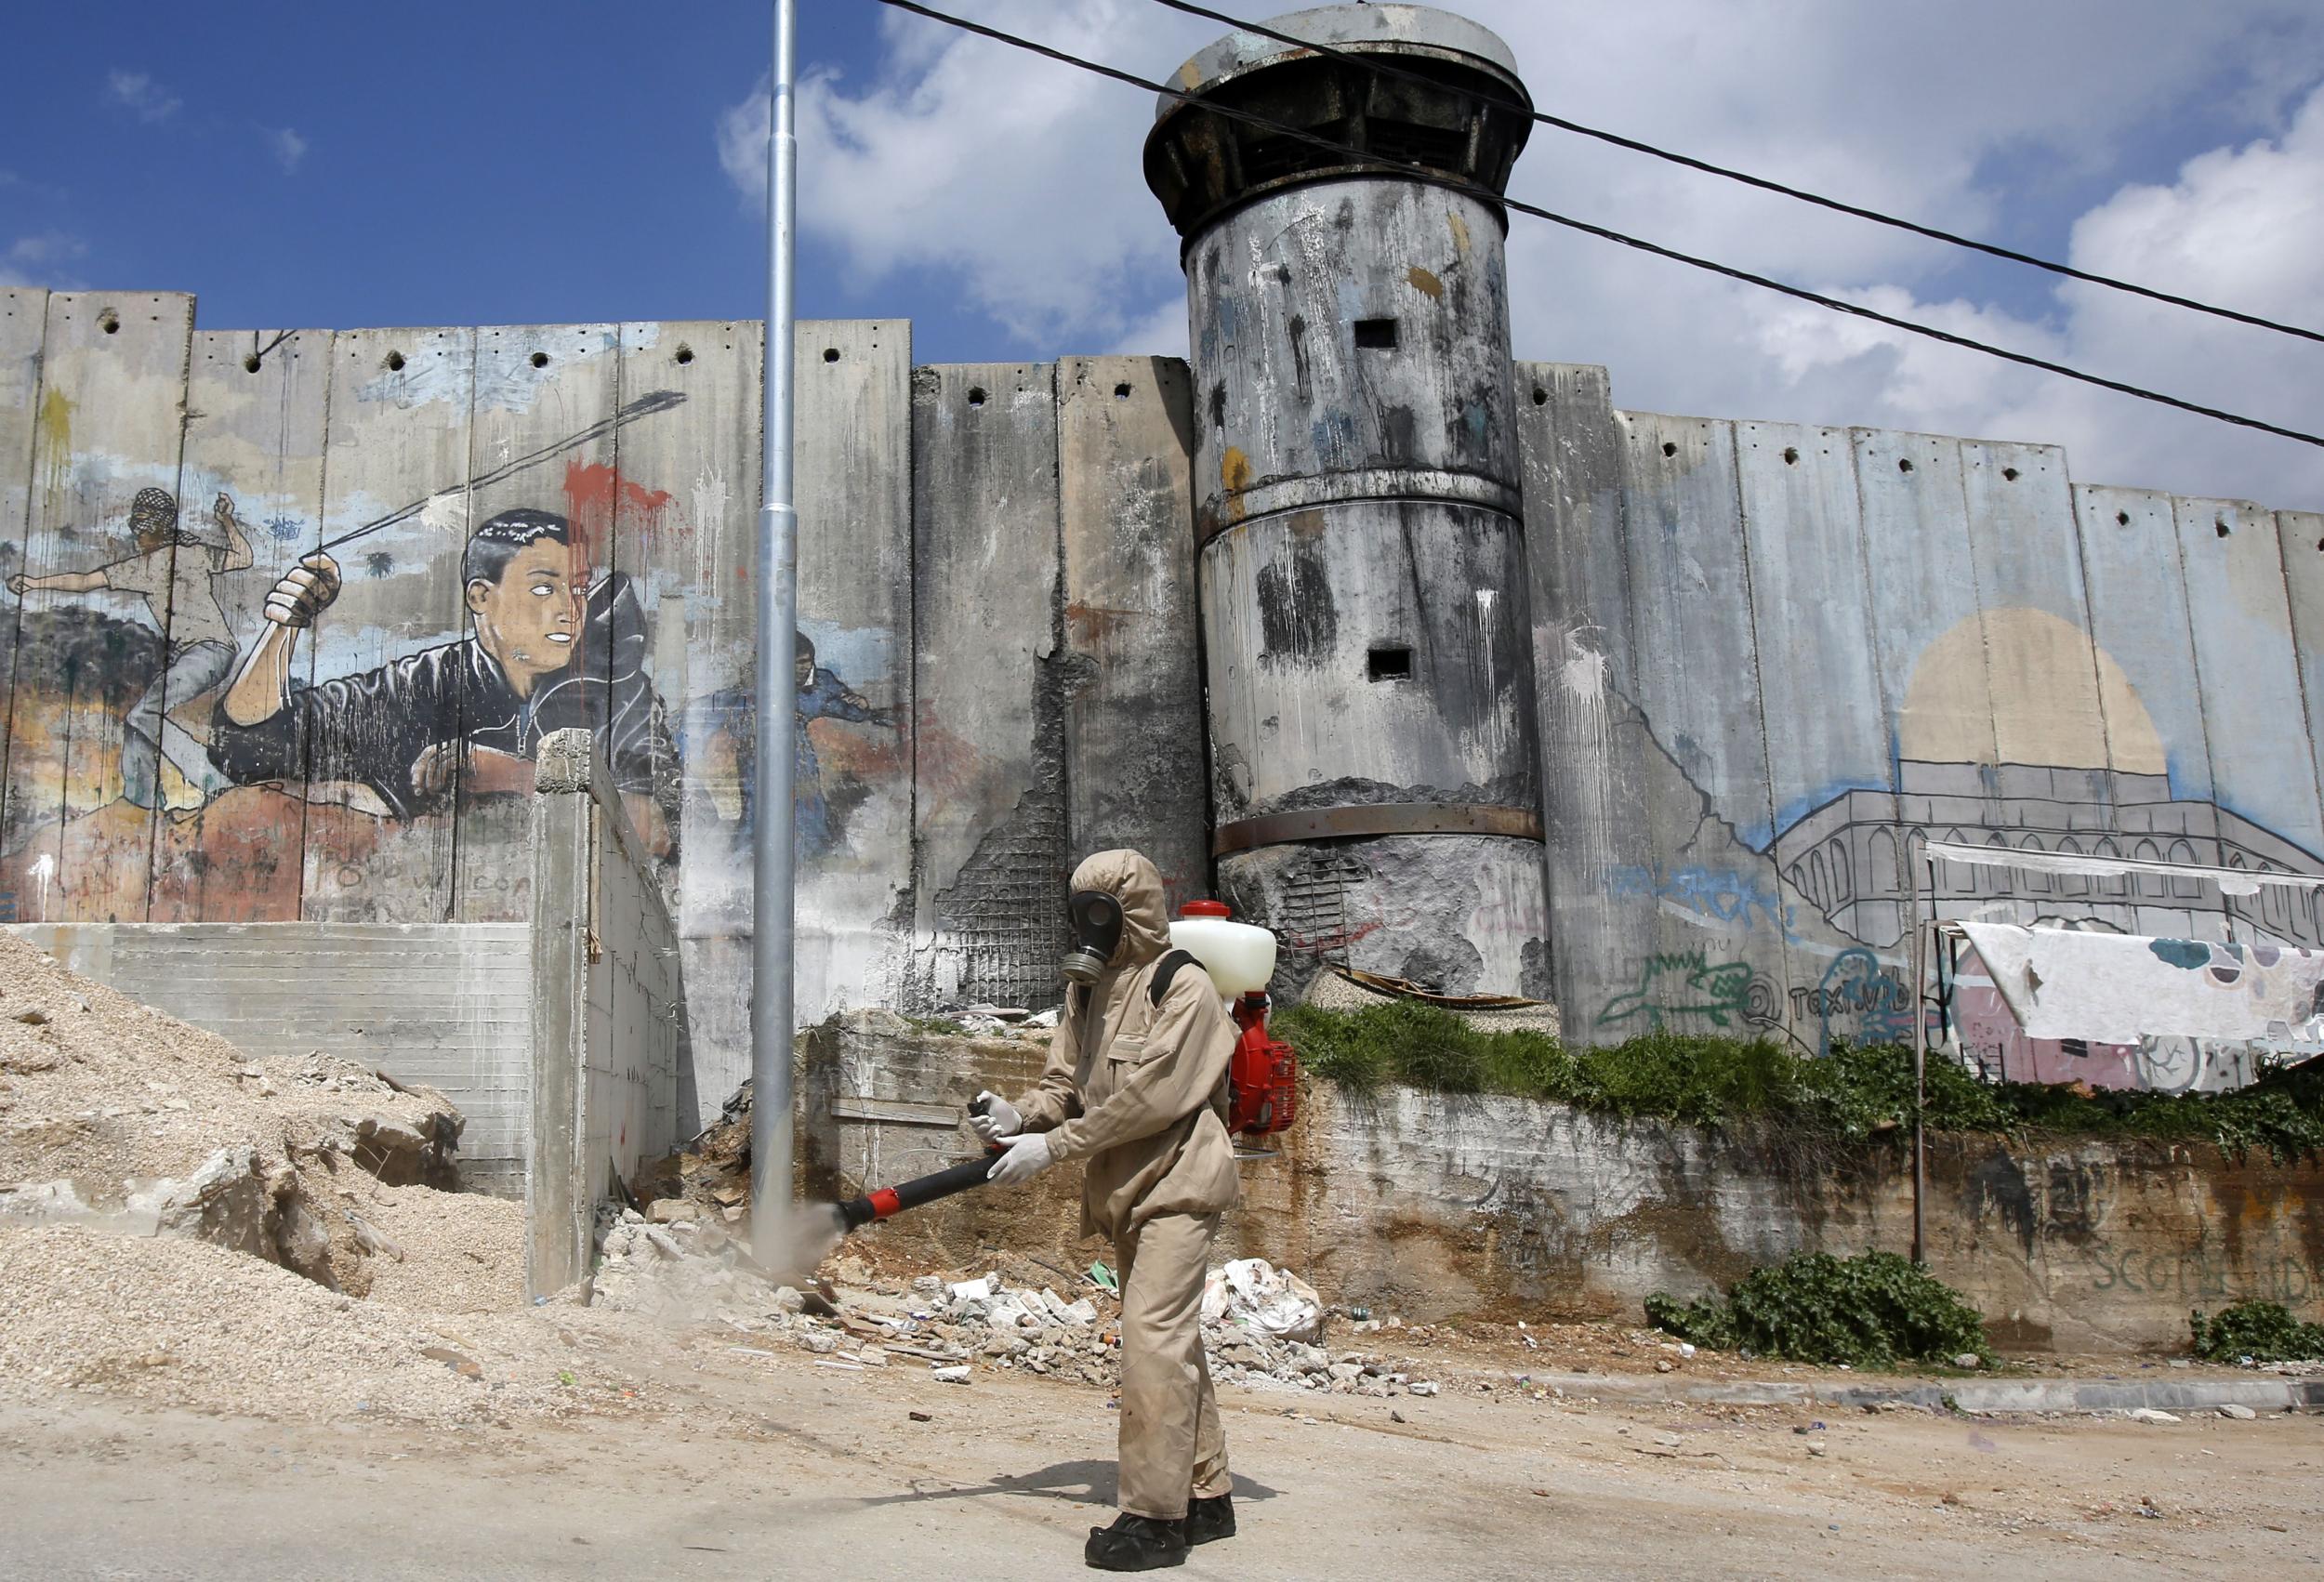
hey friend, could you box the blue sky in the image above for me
[4,1,2321,506]
[0,2,892,337]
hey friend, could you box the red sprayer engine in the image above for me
[1176,901,1298,1139]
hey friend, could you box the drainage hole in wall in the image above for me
[1898,456,1915,473]
[967,386,987,407]
[1367,646,1413,682]
[2215,517,2231,537]
[675,344,694,365]
[1661,441,1677,458]
[385,350,406,372]
[1114,382,1132,401]
[823,347,839,363]
[1353,317,1398,349]
[243,354,262,374]
[99,311,120,335]
[530,350,550,369]
[1532,387,1548,405]
[2002,467,2020,481]
[1782,446,1800,465]
[2116,509,2131,526]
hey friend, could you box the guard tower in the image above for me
[1144,4,1549,996]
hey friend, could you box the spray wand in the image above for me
[830,1096,1006,1233]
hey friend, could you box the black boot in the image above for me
[1184,1493,1235,1546]
[1085,1513,1189,1572]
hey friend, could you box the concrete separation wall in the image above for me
[8,918,532,1192]
[798,1016,2323,1353]
[1515,360,2324,1085]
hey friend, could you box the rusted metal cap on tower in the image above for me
[1143,3,1532,245]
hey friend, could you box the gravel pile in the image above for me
[0,1223,635,1427]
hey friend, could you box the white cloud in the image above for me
[272,127,309,175]
[734,0,2324,508]
[0,232,89,289]
[106,69,180,124]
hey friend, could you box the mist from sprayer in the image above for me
[747,1199,850,1281]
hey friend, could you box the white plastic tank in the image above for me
[1169,902,1277,997]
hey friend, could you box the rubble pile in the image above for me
[590,1210,1440,1397]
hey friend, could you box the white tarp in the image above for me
[1959,922,2324,1045]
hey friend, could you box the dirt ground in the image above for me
[3,1312,2317,1582]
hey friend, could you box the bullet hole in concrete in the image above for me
[675,344,694,365]
[243,354,262,374]
[1782,446,1800,465]
[1353,317,1398,349]
[1661,441,1677,458]
[1898,457,1915,474]
[1114,382,1132,401]
[823,348,839,363]
[967,386,987,407]
[1367,646,1413,681]
[530,350,549,369]
[385,350,407,372]
[2002,467,2020,481]
[2116,510,2131,526]
[99,311,120,335]
[2215,517,2230,537]
[1532,387,1548,406]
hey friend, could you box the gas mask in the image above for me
[1061,890,1125,985]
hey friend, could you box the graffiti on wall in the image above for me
[0,346,909,935]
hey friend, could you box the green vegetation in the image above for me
[1274,1000,2324,1163]
[2189,1300,2324,1363]
[1645,1251,1993,1368]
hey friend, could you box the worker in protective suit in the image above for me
[974,849,1240,1573]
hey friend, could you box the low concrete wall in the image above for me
[527,731,684,1299]
[9,921,532,1193]
[799,1014,2324,1353]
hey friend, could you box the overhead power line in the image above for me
[871,0,2324,452]
[1147,0,2324,348]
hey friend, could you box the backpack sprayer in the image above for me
[819,902,1299,1239]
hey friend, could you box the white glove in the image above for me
[971,1091,1022,1144]
[985,1131,1055,1186]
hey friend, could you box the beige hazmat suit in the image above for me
[1010,850,1240,1523]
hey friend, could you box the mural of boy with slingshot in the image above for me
[7,487,254,811]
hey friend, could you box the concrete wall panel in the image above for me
[1057,355,1207,909]
[910,363,1065,1009]
[1736,421,1890,1030]
[1609,410,1789,1034]
[454,323,623,923]
[148,329,332,923]
[0,292,193,925]
[607,319,757,1117]
[1516,363,1653,1043]
[297,326,476,924]
[2075,485,2223,940]
[2274,508,2324,855]
[0,289,47,845]
[2175,496,2324,860]
[792,321,914,1026]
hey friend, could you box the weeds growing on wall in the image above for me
[2188,1300,2324,1363]
[1644,1251,1994,1367]
[1273,1001,2324,1164]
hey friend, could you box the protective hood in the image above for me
[1066,849,1172,973]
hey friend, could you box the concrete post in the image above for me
[1143,5,1549,998]
[525,730,596,1300]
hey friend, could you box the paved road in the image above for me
[6,1341,2318,1581]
